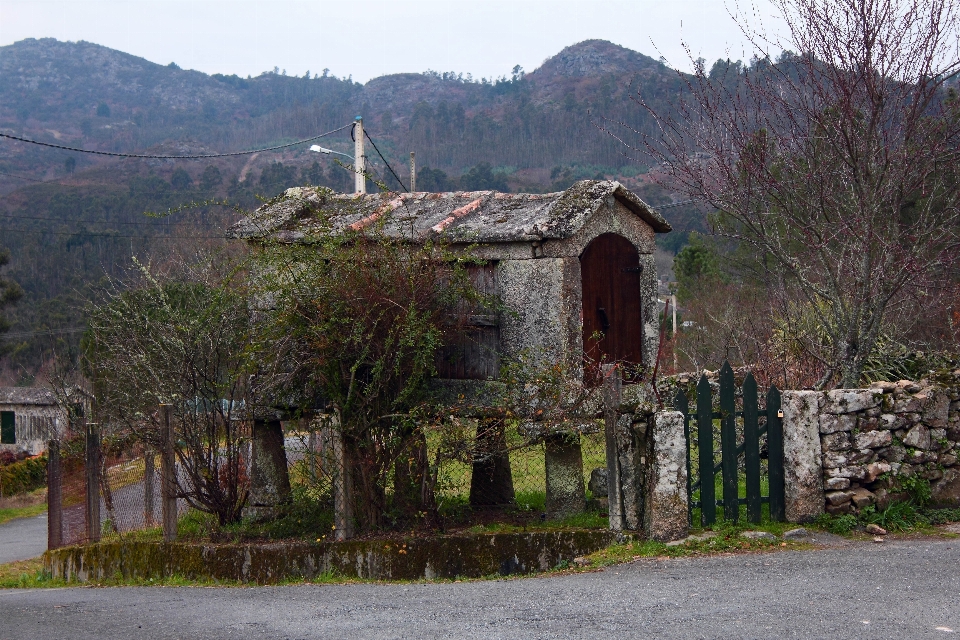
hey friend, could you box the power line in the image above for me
[0,327,86,340]
[0,123,354,159]
[0,226,226,239]
[658,199,700,209]
[364,131,409,192]
[0,212,221,226]
[0,169,49,183]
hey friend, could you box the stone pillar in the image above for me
[781,391,825,523]
[544,433,585,519]
[602,365,624,531]
[644,411,688,542]
[245,418,292,521]
[617,414,646,531]
[469,419,515,508]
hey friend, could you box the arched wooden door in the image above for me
[580,233,643,377]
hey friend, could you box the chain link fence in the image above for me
[48,416,610,550]
[50,426,188,549]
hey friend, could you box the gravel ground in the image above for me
[2,537,959,639]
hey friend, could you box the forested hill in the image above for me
[0,37,696,193]
[0,37,706,382]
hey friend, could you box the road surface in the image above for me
[0,512,47,564]
[2,537,959,639]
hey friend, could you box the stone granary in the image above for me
[228,179,672,526]
[0,387,63,456]
[230,179,671,376]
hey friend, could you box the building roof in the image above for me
[227,179,671,244]
[0,387,57,406]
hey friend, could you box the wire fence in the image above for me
[54,430,189,548]
[48,417,610,550]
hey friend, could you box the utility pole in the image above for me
[672,294,678,372]
[409,152,416,192]
[354,116,366,194]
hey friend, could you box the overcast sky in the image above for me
[0,0,783,83]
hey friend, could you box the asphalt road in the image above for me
[2,538,959,639]
[0,512,47,564]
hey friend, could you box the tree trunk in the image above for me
[469,419,515,508]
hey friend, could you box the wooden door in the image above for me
[580,233,643,376]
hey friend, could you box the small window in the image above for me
[0,411,15,444]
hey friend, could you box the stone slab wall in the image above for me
[812,379,960,515]
[44,531,622,583]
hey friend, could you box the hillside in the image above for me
[0,37,706,381]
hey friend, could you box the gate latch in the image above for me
[621,266,643,273]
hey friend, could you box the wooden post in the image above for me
[160,405,177,542]
[602,364,624,531]
[84,423,101,543]
[47,439,63,550]
[144,448,155,527]
[409,151,416,191]
[354,116,365,194]
[766,386,786,522]
[307,428,317,482]
[331,424,354,540]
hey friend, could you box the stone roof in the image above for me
[227,180,671,244]
[0,387,57,406]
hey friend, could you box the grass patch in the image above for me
[0,487,47,525]
[0,501,46,526]
[0,558,65,589]
[815,502,960,535]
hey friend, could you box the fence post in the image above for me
[85,422,101,543]
[330,422,354,541]
[144,448,155,527]
[47,439,63,550]
[160,405,178,542]
[602,364,624,531]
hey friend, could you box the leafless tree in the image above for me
[85,249,255,525]
[621,0,960,387]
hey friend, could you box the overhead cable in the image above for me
[363,131,409,192]
[0,122,354,159]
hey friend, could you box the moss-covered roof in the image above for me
[227,180,671,243]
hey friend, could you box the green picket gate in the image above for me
[674,361,786,526]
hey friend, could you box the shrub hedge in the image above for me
[0,455,47,497]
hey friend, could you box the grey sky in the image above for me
[0,0,783,82]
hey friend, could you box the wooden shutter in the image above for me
[0,411,15,444]
[435,263,500,380]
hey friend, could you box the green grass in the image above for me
[0,501,46,526]
[815,502,960,535]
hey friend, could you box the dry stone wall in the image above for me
[817,379,960,515]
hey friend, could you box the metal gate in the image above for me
[674,361,786,526]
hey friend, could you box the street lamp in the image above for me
[309,145,352,160]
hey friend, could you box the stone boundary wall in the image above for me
[803,380,960,515]
[43,530,621,584]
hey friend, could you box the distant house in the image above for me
[0,388,62,455]
[228,179,672,386]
